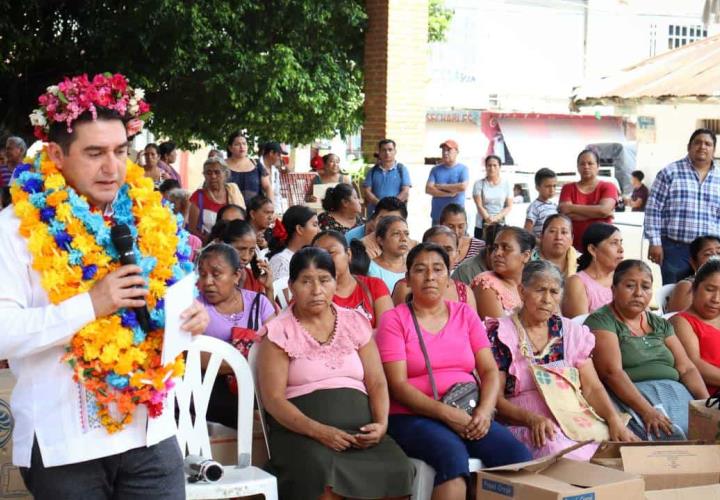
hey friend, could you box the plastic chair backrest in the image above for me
[655,284,675,314]
[175,335,254,468]
[571,313,590,326]
[273,277,290,309]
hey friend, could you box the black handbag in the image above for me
[408,303,480,415]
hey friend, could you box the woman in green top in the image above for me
[586,260,708,440]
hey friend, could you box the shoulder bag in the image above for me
[408,303,479,415]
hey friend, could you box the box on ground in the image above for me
[644,483,720,499]
[207,410,269,467]
[476,441,645,500]
[0,369,31,500]
[688,399,720,443]
[591,441,720,490]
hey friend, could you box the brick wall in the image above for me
[362,0,428,166]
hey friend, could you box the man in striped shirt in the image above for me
[0,136,27,187]
[644,128,720,284]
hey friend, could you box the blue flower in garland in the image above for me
[47,219,66,236]
[81,264,98,280]
[54,230,72,250]
[68,249,84,266]
[22,177,44,194]
[106,373,129,390]
[132,326,146,345]
[40,206,56,222]
[30,192,47,209]
[120,309,138,328]
[13,164,31,177]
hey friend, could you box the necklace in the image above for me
[611,303,646,337]
[11,148,194,433]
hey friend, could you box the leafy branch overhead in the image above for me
[0,0,367,148]
[429,0,454,43]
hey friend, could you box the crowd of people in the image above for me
[1,70,720,500]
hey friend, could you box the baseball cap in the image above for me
[439,139,459,150]
[262,141,288,155]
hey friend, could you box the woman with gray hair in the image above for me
[1,136,27,187]
[487,260,636,460]
[188,156,245,240]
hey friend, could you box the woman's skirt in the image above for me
[266,388,414,500]
[610,379,691,440]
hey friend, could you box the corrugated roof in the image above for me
[570,33,720,111]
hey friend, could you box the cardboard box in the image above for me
[477,442,645,500]
[644,483,720,499]
[0,370,31,499]
[591,441,720,490]
[207,410,269,467]
[688,399,720,443]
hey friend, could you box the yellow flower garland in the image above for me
[11,148,189,433]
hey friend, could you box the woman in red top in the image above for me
[559,149,618,250]
[671,259,720,394]
[312,230,393,328]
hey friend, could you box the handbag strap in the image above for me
[408,303,439,400]
[352,274,375,319]
[248,292,262,331]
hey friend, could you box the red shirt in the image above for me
[242,267,265,293]
[559,181,618,250]
[677,311,720,394]
[333,275,389,327]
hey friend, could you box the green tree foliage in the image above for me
[0,1,366,147]
[428,0,454,43]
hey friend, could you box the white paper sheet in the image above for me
[161,272,197,365]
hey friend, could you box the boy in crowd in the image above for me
[524,168,558,239]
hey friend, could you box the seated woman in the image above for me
[268,205,319,283]
[666,235,720,313]
[531,214,577,278]
[196,244,276,428]
[210,219,275,303]
[317,183,364,234]
[247,195,276,258]
[257,247,414,500]
[439,203,485,267]
[587,260,709,439]
[377,243,532,500]
[561,222,623,318]
[306,153,353,202]
[489,261,636,460]
[671,259,720,394]
[392,226,477,310]
[368,215,410,293]
[473,226,535,319]
[216,203,246,222]
[312,230,393,328]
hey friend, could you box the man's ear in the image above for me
[46,142,65,171]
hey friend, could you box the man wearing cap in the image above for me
[362,139,411,216]
[425,139,469,224]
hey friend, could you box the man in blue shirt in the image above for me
[362,139,411,216]
[425,139,469,224]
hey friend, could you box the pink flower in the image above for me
[125,119,144,137]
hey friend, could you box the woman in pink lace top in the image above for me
[562,223,623,318]
[473,227,535,319]
[257,247,413,500]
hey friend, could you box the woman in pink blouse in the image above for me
[377,243,531,500]
[257,247,412,500]
[473,226,535,319]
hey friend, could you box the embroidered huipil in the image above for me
[0,209,176,467]
[644,156,720,246]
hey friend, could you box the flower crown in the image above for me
[29,73,152,141]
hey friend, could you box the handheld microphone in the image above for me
[110,224,152,333]
[184,455,224,483]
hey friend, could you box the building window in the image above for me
[668,24,707,49]
[700,119,720,136]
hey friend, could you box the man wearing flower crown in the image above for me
[0,73,209,499]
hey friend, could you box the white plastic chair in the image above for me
[571,313,590,326]
[272,277,290,309]
[655,284,675,314]
[175,335,278,499]
[410,457,483,500]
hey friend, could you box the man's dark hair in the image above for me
[377,139,396,149]
[631,170,644,182]
[534,168,557,187]
[48,108,125,153]
[688,128,717,148]
[158,141,177,160]
[371,196,407,219]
